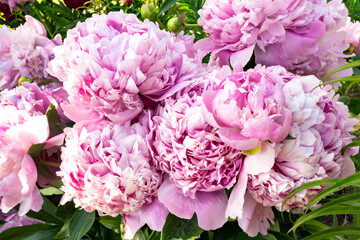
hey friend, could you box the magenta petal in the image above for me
[219,128,259,150]
[158,178,195,219]
[244,141,275,175]
[238,192,274,237]
[194,190,228,230]
[226,166,248,219]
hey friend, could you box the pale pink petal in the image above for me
[244,141,275,175]
[226,166,248,219]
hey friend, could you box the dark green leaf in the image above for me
[26,196,63,224]
[161,213,203,240]
[28,143,46,159]
[267,230,294,240]
[0,224,61,240]
[69,209,95,240]
[158,0,178,16]
[99,215,122,233]
[45,103,64,139]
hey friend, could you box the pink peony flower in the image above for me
[0,0,33,11]
[58,116,162,217]
[149,67,244,197]
[0,105,49,215]
[341,17,360,54]
[202,65,292,151]
[254,0,352,81]
[225,74,358,237]
[247,75,357,213]
[48,11,199,124]
[0,16,61,90]
[197,0,351,81]
[197,0,314,66]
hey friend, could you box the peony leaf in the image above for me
[131,230,146,240]
[322,60,360,80]
[69,209,95,240]
[267,230,294,240]
[158,0,178,16]
[26,196,63,224]
[161,213,203,240]
[39,187,63,196]
[46,103,64,139]
[99,215,122,234]
[0,224,61,240]
[301,226,360,240]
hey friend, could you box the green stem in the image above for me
[155,17,166,29]
[183,23,201,28]
[39,160,60,168]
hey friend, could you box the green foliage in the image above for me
[160,213,203,240]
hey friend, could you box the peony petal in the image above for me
[158,178,195,219]
[18,115,49,150]
[229,44,255,71]
[194,190,228,230]
[244,141,275,175]
[226,165,248,219]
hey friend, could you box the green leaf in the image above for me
[212,221,266,240]
[161,213,203,240]
[302,226,360,240]
[0,224,61,240]
[322,60,360,80]
[158,0,178,16]
[69,209,95,240]
[54,201,76,239]
[26,196,63,224]
[318,76,360,87]
[132,230,146,240]
[99,215,122,233]
[291,205,360,232]
[45,103,64,139]
[346,235,360,240]
[39,187,63,195]
[282,178,340,212]
[306,172,360,211]
[28,143,46,159]
[267,230,294,240]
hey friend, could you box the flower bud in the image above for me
[141,4,158,21]
[167,17,182,33]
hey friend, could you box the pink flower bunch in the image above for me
[48,11,199,124]
[0,16,61,90]
[58,117,162,217]
[197,0,351,80]
[341,18,360,54]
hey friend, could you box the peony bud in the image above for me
[167,17,182,33]
[141,4,158,21]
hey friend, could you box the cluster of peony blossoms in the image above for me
[0,0,359,238]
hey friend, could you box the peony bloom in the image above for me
[149,67,244,197]
[227,74,358,237]
[58,116,162,217]
[197,0,351,81]
[0,105,49,215]
[0,16,61,90]
[48,11,199,124]
[341,18,360,54]
[0,0,33,11]
[247,75,357,212]
[202,65,292,151]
